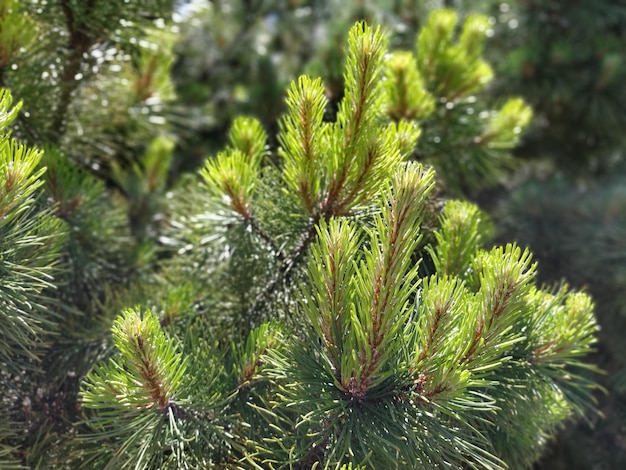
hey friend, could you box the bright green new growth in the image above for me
[384,51,436,122]
[200,116,267,219]
[0,90,66,365]
[82,308,187,412]
[75,17,598,470]
[228,116,268,162]
[427,200,493,278]
[384,9,533,194]
[272,184,597,468]
[417,10,493,99]
[79,308,201,470]
[203,22,419,223]
[0,91,43,218]
[304,163,434,397]
[279,75,328,215]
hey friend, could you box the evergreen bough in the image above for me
[74,22,597,469]
[0,5,599,469]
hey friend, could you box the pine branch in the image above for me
[245,222,318,327]
[0,89,67,366]
[323,23,387,216]
[81,308,188,418]
[66,12,601,470]
[279,75,328,217]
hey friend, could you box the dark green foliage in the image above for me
[490,0,626,173]
[42,148,136,312]
[0,89,66,467]
[0,1,179,467]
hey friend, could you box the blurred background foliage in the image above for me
[488,0,626,176]
[487,1,626,468]
[173,0,626,176]
[172,0,495,165]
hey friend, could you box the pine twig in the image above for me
[245,222,318,327]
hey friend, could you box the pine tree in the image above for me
[78,21,596,469]
[1,4,599,469]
